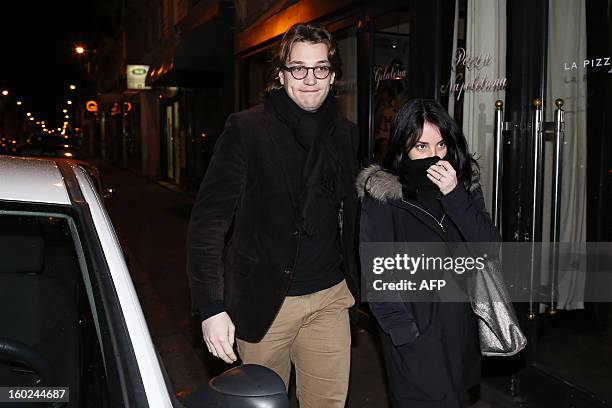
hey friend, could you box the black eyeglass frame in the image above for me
[282,65,334,80]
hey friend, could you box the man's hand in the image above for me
[201,312,237,364]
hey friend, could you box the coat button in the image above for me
[284,269,291,275]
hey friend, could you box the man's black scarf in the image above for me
[267,88,344,237]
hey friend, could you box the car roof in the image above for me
[0,156,71,205]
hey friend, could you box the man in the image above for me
[187,23,360,407]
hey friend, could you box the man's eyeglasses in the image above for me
[282,65,333,80]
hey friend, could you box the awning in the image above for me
[146,7,231,87]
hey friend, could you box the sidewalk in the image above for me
[95,160,533,407]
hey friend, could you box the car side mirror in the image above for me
[186,364,288,408]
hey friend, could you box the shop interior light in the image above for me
[62,109,68,113]
[69,84,76,90]
[67,100,73,105]
[391,60,405,80]
[16,101,22,106]
[26,112,31,116]
[1,90,8,96]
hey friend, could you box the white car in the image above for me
[0,156,286,408]
[0,156,177,407]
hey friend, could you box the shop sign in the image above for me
[564,56,612,70]
[440,48,507,100]
[127,65,151,90]
[85,100,98,112]
[111,102,134,115]
[373,64,407,91]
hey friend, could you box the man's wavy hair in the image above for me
[266,23,343,93]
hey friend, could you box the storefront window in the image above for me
[334,27,358,124]
[372,11,410,163]
[241,49,272,109]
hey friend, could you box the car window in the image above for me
[0,212,113,407]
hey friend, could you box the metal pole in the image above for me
[122,102,128,168]
[548,98,565,316]
[492,100,504,233]
[528,98,544,321]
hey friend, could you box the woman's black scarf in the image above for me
[399,155,444,219]
[267,88,344,237]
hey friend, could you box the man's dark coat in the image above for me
[187,102,360,342]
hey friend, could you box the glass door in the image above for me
[528,0,612,403]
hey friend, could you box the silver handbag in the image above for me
[469,259,527,357]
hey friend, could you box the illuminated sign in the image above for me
[127,64,151,90]
[111,101,134,115]
[86,101,98,112]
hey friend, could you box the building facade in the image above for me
[91,1,612,406]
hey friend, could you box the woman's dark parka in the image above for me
[357,164,499,407]
[187,103,360,343]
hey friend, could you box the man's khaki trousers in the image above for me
[237,280,355,408]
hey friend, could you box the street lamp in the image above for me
[62,109,68,113]
[75,45,85,55]
[16,101,22,106]
[67,100,73,105]
[1,90,8,96]
[26,112,31,117]
[69,84,76,90]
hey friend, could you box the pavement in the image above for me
[95,159,534,408]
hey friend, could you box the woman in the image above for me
[357,99,499,408]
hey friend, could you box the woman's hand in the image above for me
[427,160,458,195]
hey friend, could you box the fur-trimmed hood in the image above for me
[356,164,402,202]
[356,164,480,202]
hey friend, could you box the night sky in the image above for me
[0,1,107,129]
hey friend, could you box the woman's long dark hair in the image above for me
[382,99,478,189]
